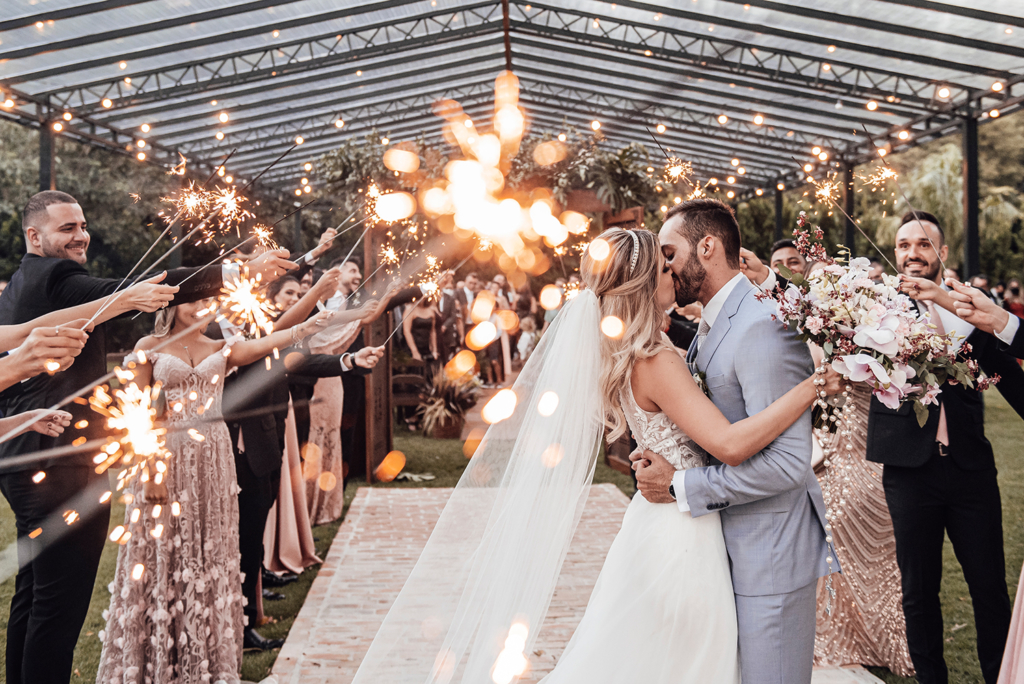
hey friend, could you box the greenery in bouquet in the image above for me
[417,368,482,436]
[765,212,999,427]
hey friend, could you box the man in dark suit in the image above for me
[947,280,1023,359]
[329,257,431,482]
[867,211,1024,684]
[222,340,384,649]
[454,271,481,338]
[0,190,296,684]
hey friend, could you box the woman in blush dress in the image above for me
[96,300,334,684]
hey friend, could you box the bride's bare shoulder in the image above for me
[632,348,690,386]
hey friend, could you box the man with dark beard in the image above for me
[868,211,1024,684]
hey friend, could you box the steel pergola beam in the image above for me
[511,1,968,112]
[711,0,1024,59]
[0,1,156,32]
[600,0,1016,79]
[31,3,505,115]
[512,37,929,125]
[91,36,505,126]
[2,0,431,86]
[873,0,1024,26]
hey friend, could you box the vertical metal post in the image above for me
[843,163,856,254]
[39,123,56,191]
[962,114,980,279]
[292,207,303,256]
[774,184,784,242]
[501,0,512,71]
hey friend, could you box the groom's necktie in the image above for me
[694,318,710,355]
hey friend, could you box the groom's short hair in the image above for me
[664,198,741,269]
[898,210,945,244]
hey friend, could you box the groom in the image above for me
[634,199,833,684]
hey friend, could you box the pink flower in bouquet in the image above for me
[920,385,942,406]
[832,354,890,385]
[805,315,826,335]
[853,312,901,356]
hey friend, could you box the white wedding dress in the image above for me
[540,377,740,684]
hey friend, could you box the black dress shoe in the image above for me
[262,569,299,587]
[262,588,285,601]
[243,627,284,651]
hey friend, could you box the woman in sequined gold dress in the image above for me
[96,300,334,684]
[811,349,915,678]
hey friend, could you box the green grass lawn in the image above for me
[0,395,1018,683]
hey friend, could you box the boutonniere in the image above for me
[693,371,712,399]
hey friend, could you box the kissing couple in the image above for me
[352,198,843,684]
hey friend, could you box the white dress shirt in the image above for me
[997,313,1020,345]
[671,272,749,513]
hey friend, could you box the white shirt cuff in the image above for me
[672,470,690,513]
[996,313,1020,345]
[757,269,778,292]
[222,262,240,284]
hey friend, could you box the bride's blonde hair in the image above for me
[153,306,178,338]
[581,228,673,441]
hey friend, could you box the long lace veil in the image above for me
[350,289,605,684]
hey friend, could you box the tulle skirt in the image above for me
[540,492,740,684]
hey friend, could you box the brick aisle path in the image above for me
[271,485,880,684]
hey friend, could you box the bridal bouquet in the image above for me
[764,213,997,427]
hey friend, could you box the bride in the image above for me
[351,227,841,684]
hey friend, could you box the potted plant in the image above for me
[417,368,481,439]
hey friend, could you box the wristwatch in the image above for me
[668,484,677,501]
[341,352,354,370]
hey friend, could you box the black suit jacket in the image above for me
[866,328,1024,471]
[0,254,223,470]
[223,347,350,477]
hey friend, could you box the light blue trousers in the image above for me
[735,580,818,684]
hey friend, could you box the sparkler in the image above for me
[860,124,947,274]
[88,381,169,482]
[804,168,899,273]
[219,267,277,338]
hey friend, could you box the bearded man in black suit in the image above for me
[0,190,295,684]
[868,211,1024,684]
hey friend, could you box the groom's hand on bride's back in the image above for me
[634,449,676,504]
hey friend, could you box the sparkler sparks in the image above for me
[663,156,692,184]
[220,267,277,338]
[812,172,843,205]
[87,381,170,491]
[251,223,279,250]
[162,181,211,221]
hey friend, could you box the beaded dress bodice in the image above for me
[620,376,708,471]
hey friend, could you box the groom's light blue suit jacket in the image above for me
[684,277,833,597]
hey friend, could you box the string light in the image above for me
[753,114,764,125]
[656,123,666,133]
[591,120,601,130]
[717,114,728,124]
[866,100,878,111]
[141,123,150,132]
[990,109,1001,118]
[992,82,1004,92]
[335,118,345,128]
[101,98,113,108]
[52,122,63,132]
[218,112,229,123]
[937,86,951,99]
[62,111,72,121]
[898,130,910,140]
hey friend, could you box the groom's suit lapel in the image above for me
[695,277,754,371]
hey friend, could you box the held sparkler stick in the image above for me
[84,150,239,327]
[859,124,947,274]
[85,144,302,329]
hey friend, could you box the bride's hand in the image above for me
[628,448,651,471]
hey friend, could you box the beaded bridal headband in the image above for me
[626,229,640,274]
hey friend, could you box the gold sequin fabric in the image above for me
[813,384,915,678]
